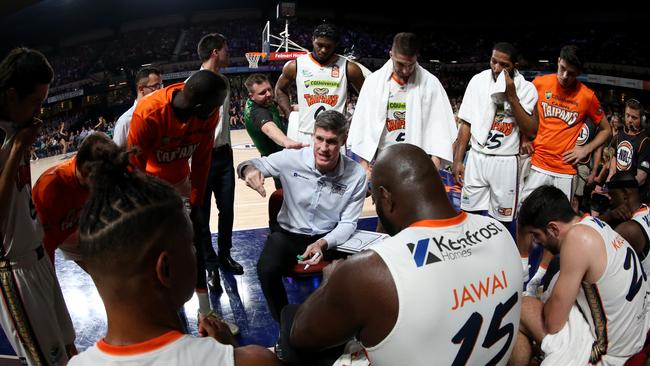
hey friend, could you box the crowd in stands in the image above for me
[30,17,648,160]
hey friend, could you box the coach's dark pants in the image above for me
[257,223,326,322]
[199,144,235,266]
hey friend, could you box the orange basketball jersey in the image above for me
[32,157,89,262]
[128,83,219,205]
[532,74,604,175]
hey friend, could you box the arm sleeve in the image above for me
[587,93,605,124]
[251,107,274,131]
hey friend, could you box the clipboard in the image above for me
[337,230,388,254]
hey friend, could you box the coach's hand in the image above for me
[452,161,465,186]
[243,166,266,197]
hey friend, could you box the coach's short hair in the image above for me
[559,45,584,70]
[392,33,420,57]
[244,73,270,93]
[313,23,339,43]
[519,185,577,230]
[197,33,227,62]
[0,47,53,98]
[493,42,519,64]
[314,110,348,140]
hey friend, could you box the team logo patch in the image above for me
[313,88,329,95]
[616,140,634,171]
[545,91,552,100]
[331,65,340,78]
[576,124,590,146]
[161,136,170,145]
[498,207,513,216]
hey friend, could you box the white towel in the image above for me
[540,305,594,366]
[348,60,457,163]
[458,69,537,148]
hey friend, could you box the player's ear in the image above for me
[546,222,560,238]
[156,251,172,287]
[379,185,394,212]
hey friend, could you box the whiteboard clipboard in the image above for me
[337,230,388,254]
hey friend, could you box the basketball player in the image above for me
[127,70,227,318]
[607,171,650,274]
[112,66,162,147]
[453,42,537,224]
[32,133,116,264]
[69,144,281,366]
[280,144,523,366]
[512,185,650,366]
[275,23,365,144]
[519,45,611,295]
[348,32,457,173]
[0,47,76,365]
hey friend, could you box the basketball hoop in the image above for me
[245,52,266,69]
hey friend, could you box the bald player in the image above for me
[128,69,228,317]
[279,143,523,366]
[607,171,650,274]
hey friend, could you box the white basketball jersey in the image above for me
[378,76,408,151]
[296,53,348,134]
[575,216,650,365]
[631,205,650,278]
[469,101,521,156]
[0,120,43,260]
[68,331,234,366]
[366,212,523,366]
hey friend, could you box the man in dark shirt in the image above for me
[243,74,305,158]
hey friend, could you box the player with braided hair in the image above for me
[70,144,281,366]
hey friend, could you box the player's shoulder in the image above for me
[532,73,555,86]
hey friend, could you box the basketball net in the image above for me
[245,52,266,69]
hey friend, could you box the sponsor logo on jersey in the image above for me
[451,270,510,310]
[155,143,199,163]
[386,111,405,132]
[301,70,313,77]
[406,222,504,267]
[540,101,579,125]
[304,87,340,107]
[616,140,634,171]
[304,80,341,88]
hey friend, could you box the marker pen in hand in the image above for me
[304,252,321,270]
